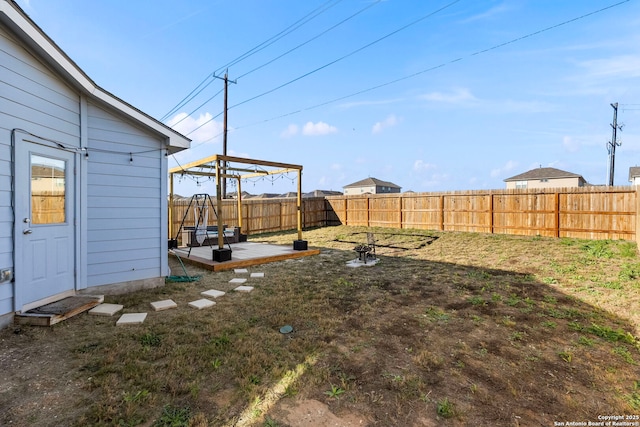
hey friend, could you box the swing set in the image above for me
[168,154,308,262]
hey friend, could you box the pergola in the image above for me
[168,154,304,255]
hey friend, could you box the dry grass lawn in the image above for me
[1,225,639,426]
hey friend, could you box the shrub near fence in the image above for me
[325,186,640,243]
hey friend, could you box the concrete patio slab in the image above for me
[201,289,226,298]
[116,313,147,326]
[89,303,124,317]
[234,268,249,274]
[150,299,178,311]
[234,285,254,292]
[346,258,380,268]
[189,299,216,310]
[229,278,247,284]
[250,272,265,278]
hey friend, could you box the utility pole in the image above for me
[607,102,622,186]
[214,71,236,198]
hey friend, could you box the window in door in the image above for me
[31,154,66,224]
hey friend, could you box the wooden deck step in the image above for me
[15,295,104,326]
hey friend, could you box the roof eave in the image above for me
[1,1,190,151]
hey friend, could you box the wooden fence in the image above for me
[325,186,639,243]
[169,197,327,244]
[169,187,639,245]
[31,191,65,224]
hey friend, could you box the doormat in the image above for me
[16,295,103,326]
[27,296,101,315]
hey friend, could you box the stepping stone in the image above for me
[201,289,225,298]
[234,285,254,293]
[116,313,147,326]
[150,299,178,311]
[229,278,247,284]
[89,303,123,317]
[250,272,264,278]
[234,268,249,274]
[188,299,216,310]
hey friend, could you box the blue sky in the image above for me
[17,0,640,195]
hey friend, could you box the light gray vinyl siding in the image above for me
[0,24,80,315]
[86,103,164,287]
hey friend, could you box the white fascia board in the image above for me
[1,1,190,151]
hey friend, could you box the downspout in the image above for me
[9,129,17,310]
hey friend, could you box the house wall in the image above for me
[0,23,80,324]
[506,177,580,190]
[85,103,167,288]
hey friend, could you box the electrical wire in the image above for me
[212,0,343,75]
[169,87,224,128]
[236,0,382,80]
[173,0,631,151]
[230,0,633,132]
[186,0,460,135]
[161,74,216,122]
[164,0,342,123]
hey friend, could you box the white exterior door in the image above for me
[14,136,76,310]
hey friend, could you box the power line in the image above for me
[180,0,631,146]
[169,87,224,128]
[231,0,632,132]
[164,0,342,122]
[213,0,344,75]
[236,0,382,80]
[190,0,461,133]
[161,74,216,122]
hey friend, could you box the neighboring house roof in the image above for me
[31,165,64,179]
[344,177,401,189]
[304,190,343,197]
[0,0,190,152]
[629,166,640,181]
[504,167,585,182]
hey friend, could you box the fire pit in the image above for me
[354,244,372,263]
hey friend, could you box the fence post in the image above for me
[489,193,494,234]
[440,195,445,231]
[344,197,348,226]
[366,196,370,227]
[398,195,403,229]
[554,192,560,238]
[636,186,640,249]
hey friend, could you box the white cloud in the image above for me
[167,112,223,144]
[490,160,519,178]
[413,159,436,172]
[302,121,337,136]
[578,54,640,80]
[372,114,400,134]
[460,3,511,23]
[421,87,476,104]
[280,124,298,138]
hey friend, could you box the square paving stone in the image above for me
[116,313,147,326]
[234,285,254,293]
[189,299,216,310]
[150,299,178,311]
[89,303,123,317]
[234,269,249,274]
[250,272,265,278]
[201,289,226,298]
[229,278,247,284]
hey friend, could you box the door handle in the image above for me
[23,229,33,235]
